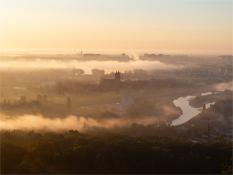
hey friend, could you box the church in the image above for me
[100,71,122,88]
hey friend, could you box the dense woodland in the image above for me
[1,131,232,174]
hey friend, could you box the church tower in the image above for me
[115,71,121,82]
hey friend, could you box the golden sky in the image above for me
[0,0,232,54]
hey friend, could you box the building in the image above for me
[115,71,121,81]
[100,71,122,88]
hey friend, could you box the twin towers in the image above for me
[115,71,121,82]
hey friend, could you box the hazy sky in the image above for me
[0,0,232,54]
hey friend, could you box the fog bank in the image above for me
[214,81,233,91]
[0,114,160,132]
[0,59,178,74]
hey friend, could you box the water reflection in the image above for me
[171,94,215,126]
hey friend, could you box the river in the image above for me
[171,93,215,126]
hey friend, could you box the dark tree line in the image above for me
[1,131,232,174]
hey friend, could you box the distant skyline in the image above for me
[0,0,232,54]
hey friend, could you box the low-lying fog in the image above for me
[0,114,160,132]
[1,81,231,132]
[214,81,233,91]
[0,53,232,132]
[0,59,178,74]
